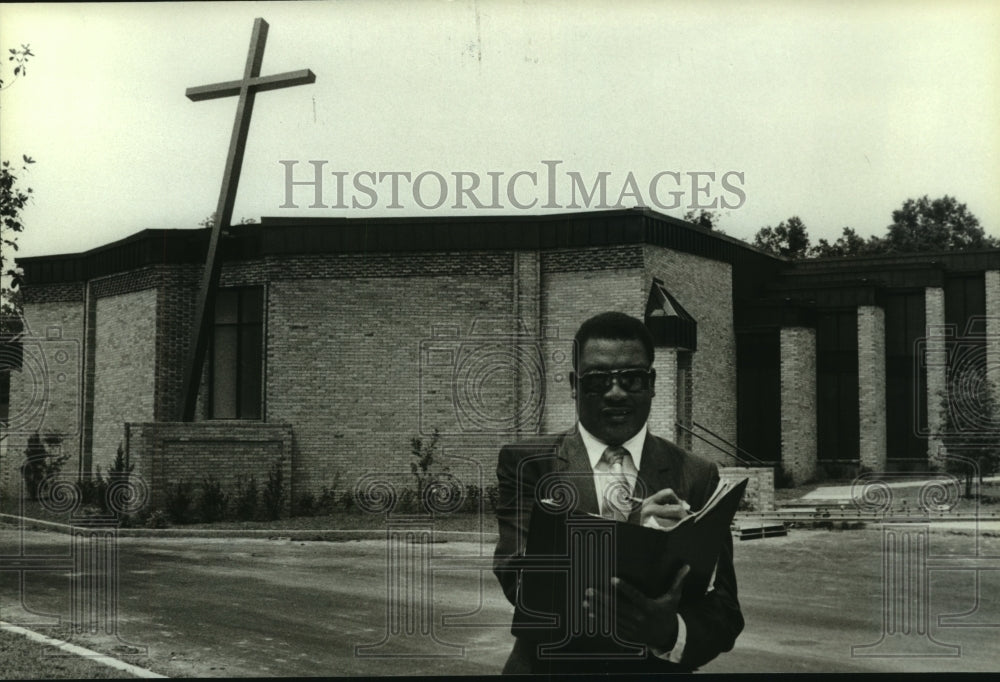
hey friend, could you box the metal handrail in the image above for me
[690,420,768,465]
[675,422,752,466]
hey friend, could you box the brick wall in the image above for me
[719,466,774,512]
[857,305,887,472]
[1,301,86,491]
[780,327,817,484]
[642,246,737,463]
[539,265,646,434]
[154,265,200,423]
[20,282,84,304]
[267,252,516,498]
[126,421,293,515]
[92,289,158,473]
[924,287,947,468]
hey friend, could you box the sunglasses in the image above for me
[577,368,655,394]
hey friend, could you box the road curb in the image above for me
[0,514,496,543]
[0,621,166,679]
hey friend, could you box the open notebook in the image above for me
[511,477,748,646]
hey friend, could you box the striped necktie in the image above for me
[601,445,631,521]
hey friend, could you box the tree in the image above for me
[752,216,811,259]
[198,212,257,229]
[683,209,720,232]
[884,195,997,253]
[1,156,33,316]
[811,226,886,258]
[0,44,34,333]
[758,195,995,260]
[939,364,1000,497]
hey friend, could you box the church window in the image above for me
[210,286,263,419]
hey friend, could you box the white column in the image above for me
[924,287,947,469]
[780,327,817,485]
[986,271,1000,414]
[857,306,887,473]
[651,348,678,443]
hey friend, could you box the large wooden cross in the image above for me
[180,17,315,421]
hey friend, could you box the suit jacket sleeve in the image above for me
[493,443,539,606]
[675,463,745,670]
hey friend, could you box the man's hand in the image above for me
[639,488,692,530]
[582,565,690,649]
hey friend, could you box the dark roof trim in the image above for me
[259,208,781,264]
[18,209,776,285]
[794,248,1000,272]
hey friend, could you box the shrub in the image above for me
[410,430,443,503]
[107,442,136,520]
[232,474,259,521]
[198,476,229,523]
[339,490,354,512]
[144,509,170,529]
[939,367,1000,497]
[77,471,109,511]
[463,484,482,513]
[315,471,343,515]
[774,465,796,490]
[262,457,285,521]
[165,480,195,524]
[74,443,137,520]
[316,487,338,515]
[484,484,500,512]
[21,433,68,500]
[294,491,316,517]
[107,442,134,481]
[395,486,418,514]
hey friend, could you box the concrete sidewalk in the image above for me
[761,474,1000,533]
[796,474,1000,503]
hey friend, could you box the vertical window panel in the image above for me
[210,286,263,419]
[212,325,238,419]
[240,326,263,420]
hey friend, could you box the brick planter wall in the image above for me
[720,466,774,512]
[125,421,294,516]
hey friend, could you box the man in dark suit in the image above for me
[493,311,744,673]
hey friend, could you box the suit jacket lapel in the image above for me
[636,434,674,498]
[625,435,676,524]
[555,426,600,515]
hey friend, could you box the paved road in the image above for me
[2,525,998,676]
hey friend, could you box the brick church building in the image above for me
[2,208,998,508]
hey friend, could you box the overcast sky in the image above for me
[1,0,997,259]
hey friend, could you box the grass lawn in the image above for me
[181,510,495,533]
[1,495,494,533]
[5,478,997,535]
[0,626,138,679]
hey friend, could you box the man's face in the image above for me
[571,337,655,446]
